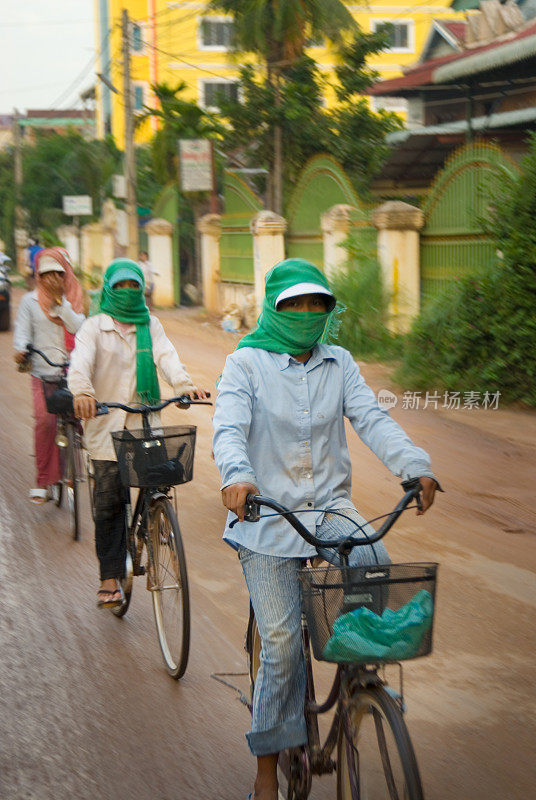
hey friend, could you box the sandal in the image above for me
[96,585,124,608]
[29,488,49,504]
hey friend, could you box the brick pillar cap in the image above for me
[145,217,173,236]
[197,213,222,236]
[250,210,287,235]
[372,201,424,231]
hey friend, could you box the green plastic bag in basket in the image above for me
[322,589,433,663]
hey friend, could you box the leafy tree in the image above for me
[209,0,357,212]
[21,131,121,235]
[330,29,404,194]
[140,81,223,184]
[218,55,331,199]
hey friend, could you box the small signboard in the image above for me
[178,139,213,192]
[62,195,93,216]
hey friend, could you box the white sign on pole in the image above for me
[178,139,212,192]
[62,195,93,216]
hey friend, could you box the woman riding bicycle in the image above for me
[13,247,85,504]
[212,258,440,800]
[68,259,208,608]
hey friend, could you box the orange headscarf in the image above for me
[35,247,84,323]
[35,247,84,351]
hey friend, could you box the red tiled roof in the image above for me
[371,18,536,95]
[441,21,467,42]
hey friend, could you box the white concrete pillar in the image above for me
[146,217,174,307]
[197,213,222,314]
[250,211,287,315]
[372,201,424,334]
[57,225,80,269]
[321,204,354,280]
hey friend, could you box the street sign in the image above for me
[178,139,213,192]
[62,195,93,216]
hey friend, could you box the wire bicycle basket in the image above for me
[299,562,438,665]
[112,425,197,488]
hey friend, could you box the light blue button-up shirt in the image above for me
[213,344,436,558]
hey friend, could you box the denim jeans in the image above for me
[238,507,389,756]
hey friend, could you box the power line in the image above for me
[49,24,117,110]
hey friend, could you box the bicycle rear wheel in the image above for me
[86,452,95,521]
[66,424,82,541]
[337,684,423,800]
[148,497,190,679]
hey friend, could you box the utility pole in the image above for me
[12,110,27,275]
[122,9,138,259]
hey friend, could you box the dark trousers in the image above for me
[93,460,128,580]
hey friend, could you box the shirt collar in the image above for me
[271,344,336,371]
[99,313,135,333]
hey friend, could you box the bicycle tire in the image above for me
[53,481,63,507]
[66,424,82,541]
[86,452,95,521]
[337,684,424,800]
[148,497,190,679]
[111,550,134,618]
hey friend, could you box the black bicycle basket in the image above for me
[41,377,74,416]
[299,562,437,665]
[112,425,196,488]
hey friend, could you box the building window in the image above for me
[201,80,239,110]
[134,85,144,111]
[132,23,143,52]
[200,18,234,49]
[372,21,413,53]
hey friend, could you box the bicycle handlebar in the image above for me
[25,344,68,370]
[236,478,422,552]
[96,394,212,415]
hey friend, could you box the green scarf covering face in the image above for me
[98,259,161,404]
[236,258,336,355]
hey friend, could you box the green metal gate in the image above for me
[220,171,262,284]
[420,141,518,303]
[286,155,375,268]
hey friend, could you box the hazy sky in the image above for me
[0,0,95,114]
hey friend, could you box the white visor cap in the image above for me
[37,255,65,275]
[275,282,335,311]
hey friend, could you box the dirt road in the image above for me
[1,292,534,799]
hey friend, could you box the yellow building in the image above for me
[94,1,464,148]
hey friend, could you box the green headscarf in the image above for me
[98,259,161,404]
[236,258,337,355]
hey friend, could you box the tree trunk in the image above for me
[273,69,283,216]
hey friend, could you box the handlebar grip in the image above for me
[95,403,109,416]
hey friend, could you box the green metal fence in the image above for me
[220,171,262,284]
[286,155,374,268]
[420,141,518,303]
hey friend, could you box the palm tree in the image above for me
[209,0,357,213]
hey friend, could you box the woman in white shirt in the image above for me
[13,247,85,503]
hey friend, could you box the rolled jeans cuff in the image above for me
[246,712,308,757]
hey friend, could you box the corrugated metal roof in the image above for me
[434,32,536,81]
[387,106,536,144]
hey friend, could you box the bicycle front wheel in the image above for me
[148,498,190,679]
[337,684,424,800]
[66,424,82,541]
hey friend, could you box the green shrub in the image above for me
[397,135,536,406]
[331,237,403,360]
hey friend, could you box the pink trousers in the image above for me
[31,376,61,488]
